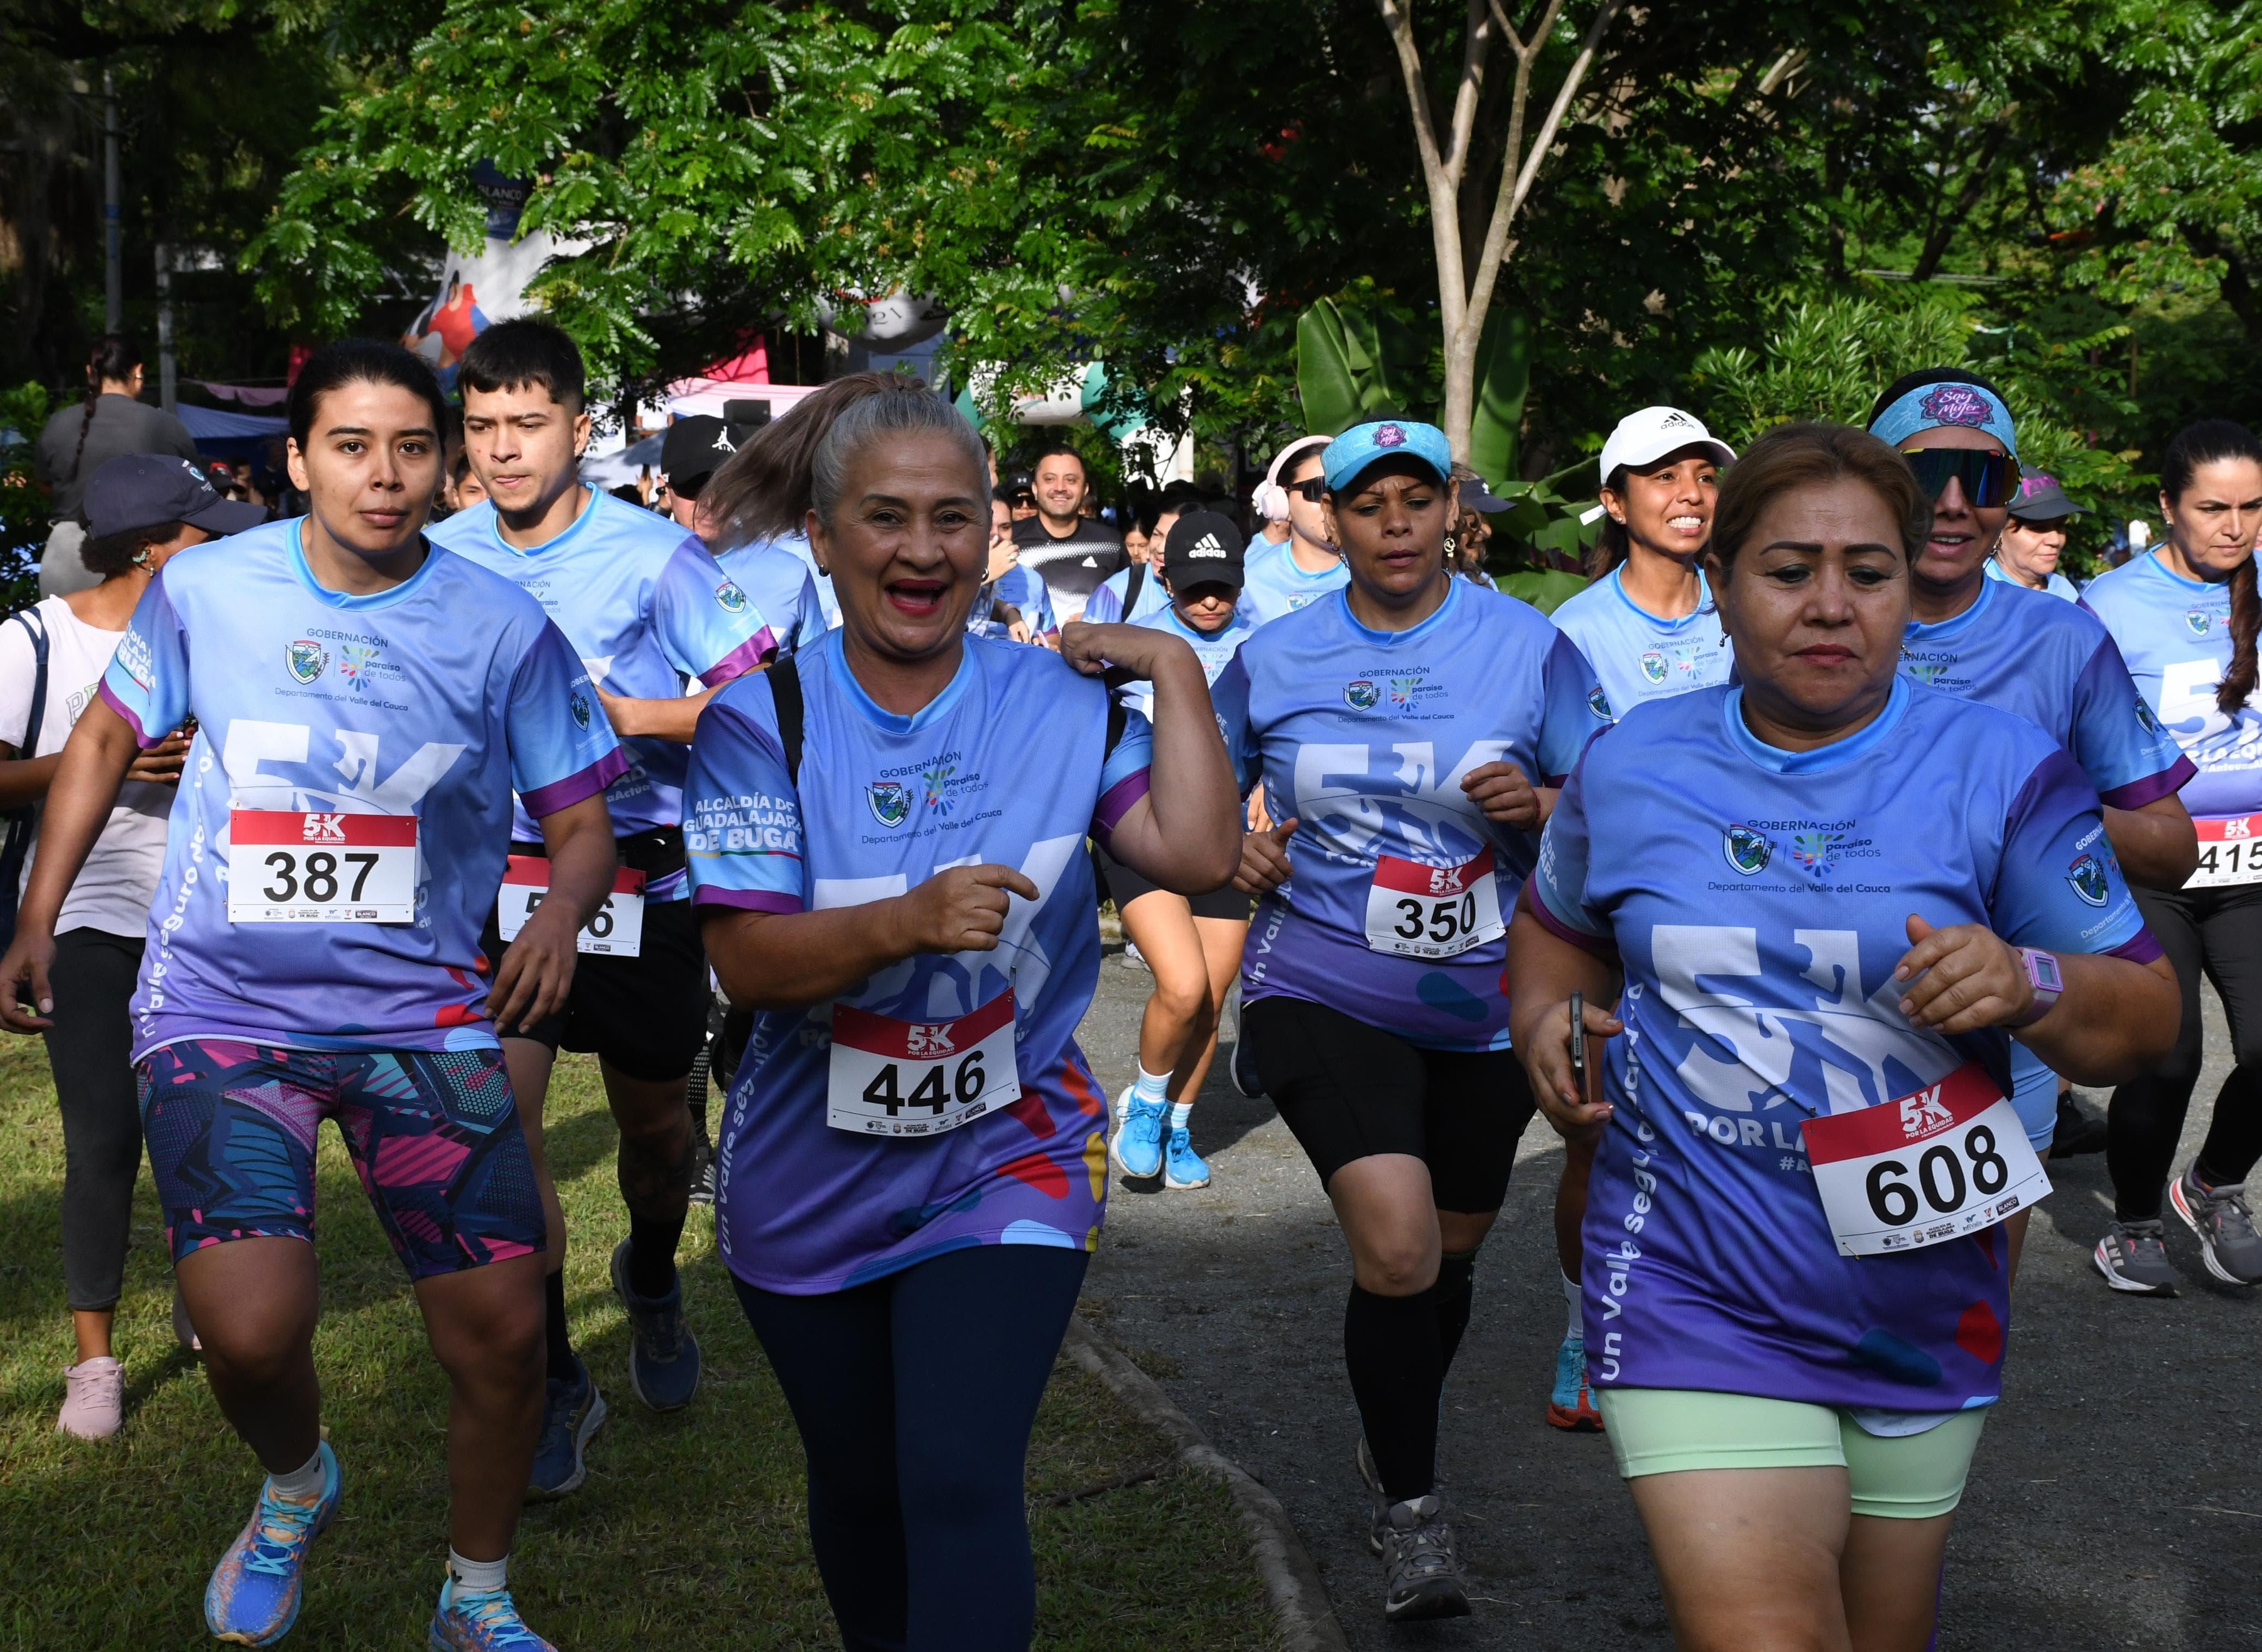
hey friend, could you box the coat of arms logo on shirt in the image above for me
[1722,825,1773,875]
[2066,852,2110,907]
[1640,650,1668,685]
[2136,697,2164,736]
[866,781,910,828]
[1343,679,1381,711]
[285,639,328,685]
[570,691,592,731]
[2186,609,2213,637]
[1588,686,1614,721]
[716,580,750,615]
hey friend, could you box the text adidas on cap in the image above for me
[1598,406,1736,488]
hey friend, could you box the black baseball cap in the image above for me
[1161,510,1245,593]
[2009,473,2079,523]
[661,415,753,494]
[83,453,265,539]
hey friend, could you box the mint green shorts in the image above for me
[1595,1388,1987,1520]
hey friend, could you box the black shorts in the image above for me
[477,832,709,1083]
[1096,843,1252,923]
[1241,994,1534,1213]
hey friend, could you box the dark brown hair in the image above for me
[2161,419,2262,715]
[70,335,141,481]
[1586,464,1630,579]
[80,521,185,579]
[1710,422,1930,570]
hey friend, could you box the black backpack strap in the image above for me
[12,607,49,761]
[768,654,804,786]
[1123,560,1146,618]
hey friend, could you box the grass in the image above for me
[0,1039,1280,1649]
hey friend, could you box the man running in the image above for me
[430,320,775,1498]
[1009,443,1125,624]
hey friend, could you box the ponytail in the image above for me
[1586,465,1630,580]
[704,372,987,547]
[2160,419,2262,716]
[68,334,142,483]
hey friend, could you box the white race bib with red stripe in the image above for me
[496,856,647,957]
[227,810,418,923]
[1801,1063,2050,1258]
[825,990,1019,1138]
[1363,846,1503,959]
[2186,814,2262,889]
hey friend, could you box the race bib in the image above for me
[825,990,1019,1138]
[1364,846,1504,959]
[228,811,417,923]
[2186,814,2262,889]
[1802,1064,2050,1258]
[496,856,647,957]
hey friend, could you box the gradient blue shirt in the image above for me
[100,520,625,1059]
[714,541,826,657]
[1079,562,1170,628]
[1984,557,2079,603]
[1239,539,1351,628]
[1548,567,1730,721]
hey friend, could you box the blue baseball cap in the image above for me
[1322,418,1453,493]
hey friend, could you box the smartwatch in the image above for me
[2012,947,2064,1027]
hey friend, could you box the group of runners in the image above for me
[4,312,2259,1652]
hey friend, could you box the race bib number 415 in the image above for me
[1364,846,1504,959]
[826,991,1019,1138]
[1801,1064,2050,1258]
[2186,815,2262,889]
[228,810,416,923]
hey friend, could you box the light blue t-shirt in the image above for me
[1548,566,1731,721]
[100,520,625,1060]
[769,532,840,630]
[428,488,774,853]
[1115,601,1257,721]
[714,541,826,656]
[683,630,1154,1292]
[1079,562,1170,628]
[1239,539,1351,628]
[1211,579,1605,1051]
[1984,557,2079,603]
[2081,550,2262,821]
[1530,679,2155,1415]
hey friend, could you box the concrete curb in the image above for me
[1062,1316,1350,1652]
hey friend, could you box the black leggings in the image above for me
[733,1244,1088,1652]
[2108,883,2262,1220]
[42,928,145,1312]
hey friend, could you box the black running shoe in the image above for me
[2054,1091,2108,1156]
[1230,1035,1263,1100]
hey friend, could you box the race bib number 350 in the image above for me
[228,811,417,923]
[1364,846,1504,959]
[826,991,1019,1138]
[1801,1064,2050,1258]
[2186,815,2262,889]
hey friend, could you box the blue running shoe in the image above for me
[1112,1094,1166,1178]
[430,1578,556,1650]
[1164,1126,1211,1190]
[526,1355,606,1502]
[610,1237,702,1412]
[204,1441,340,1645]
[1545,1333,1604,1432]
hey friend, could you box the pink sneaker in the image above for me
[57,1356,123,1440]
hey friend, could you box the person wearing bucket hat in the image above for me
[1211,414,1606,1623]
[0,451,260,1443]
[1985,472,2081,601]
[1870,370,2198,1176]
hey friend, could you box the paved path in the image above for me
[1074,951,2261,1651]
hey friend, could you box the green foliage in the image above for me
[1295,293,1426,436]
[1467,308,1532,489]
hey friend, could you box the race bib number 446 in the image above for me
[228,810,416,923]
[1801,1064,2050,1258]
[1364,847,1504,959]
[826,991,1020,1138]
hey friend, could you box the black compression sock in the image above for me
[1432,1251,1478,1374]
[543,1268,577,1382]
[626,1215,685,1300]
[1344,1283,1443,1504]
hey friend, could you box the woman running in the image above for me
[1540,404,1736,1431]
[1509,420,2176,1652]
[1103,510,1259,1191]
[0,340,623,1649]
[685,374,1239,1651]
[1211,416,1604,1623]
[2081,419,2262,1293]
[1239,435,1347,624]
[1988,473,2083,600]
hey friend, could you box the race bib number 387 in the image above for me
[1801,1063,2050,1258]
[228,810,416,923]
[1364,846,1504,959]
[826,991,1019,1138]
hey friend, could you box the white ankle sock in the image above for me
[269,1446,326,1501]
[1562,1270,1583,1342]
[1133,1066,1170,1107]
[1169,1102,1192,1129]
[449,1550,509,1594]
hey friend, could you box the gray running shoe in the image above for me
[2093,1218,2179,1295]
[2169,1171,2262,1285]
[1354,1436,1388,1556]
[1381,1495,1470,1622]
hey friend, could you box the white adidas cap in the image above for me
[1598,406,1735,488]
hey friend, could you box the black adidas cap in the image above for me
[1161,509,1245,593]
